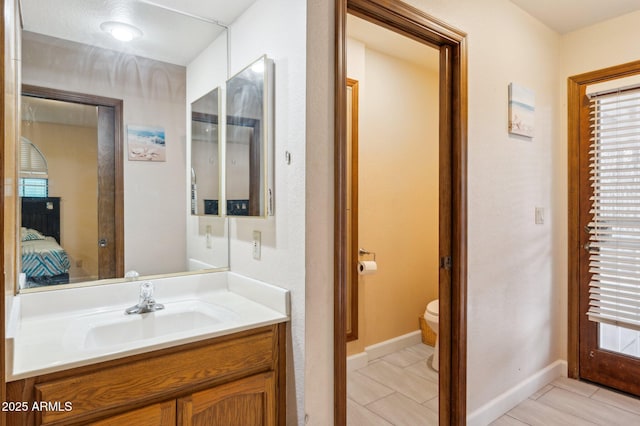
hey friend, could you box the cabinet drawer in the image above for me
[34,327,275,425]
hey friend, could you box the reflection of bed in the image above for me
[21,236,70,286]
[21,197,70,287]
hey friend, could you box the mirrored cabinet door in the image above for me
[226,56,274,217]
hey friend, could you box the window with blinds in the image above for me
[19,137,49,197]
[588,85,640,330]
[20,137,48,177]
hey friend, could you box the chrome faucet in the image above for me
[125,282,165,314]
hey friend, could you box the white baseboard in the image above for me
[346,352,368,372]
[346,330,423,372]
[467,359,567,426]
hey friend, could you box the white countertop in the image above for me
[7,271,290,381]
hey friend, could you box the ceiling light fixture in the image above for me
[100,21,143,42]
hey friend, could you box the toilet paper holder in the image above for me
[358,248,376,261]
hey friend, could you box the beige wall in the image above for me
[346,37,439,355]
[21,121,99,281]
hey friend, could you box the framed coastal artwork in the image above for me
[127,125,166,161]
[508,83,535,138]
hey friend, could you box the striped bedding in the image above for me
[22,237,71,278]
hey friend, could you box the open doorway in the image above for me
[335,0,468,424]
[344,13,441,423]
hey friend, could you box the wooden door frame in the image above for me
[346,77,359,342]
[567,59,640,379]
[21,85,124,280]
[1,0,6,423]
[334,0,468,424]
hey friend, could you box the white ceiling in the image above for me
[20,0,256,66]
[347,14,439,73]
[510,0,640,34]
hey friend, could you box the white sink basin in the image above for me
[82,301,238,350]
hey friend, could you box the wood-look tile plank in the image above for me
[405,343,434,359]
[590,387,640,416]
[489,415,530,426]
[347,398,393,426]
[358,360,438,403]
[422,395,439,414]
[551,377,598,397]
[347,370,394,406]
[367,392,438,426]
[539,387,640,426]
[529,384,553,400]
[507,397,598,426]
[382,347,427,367]
[404,359,439,384]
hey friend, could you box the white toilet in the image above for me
[423,299,439,371]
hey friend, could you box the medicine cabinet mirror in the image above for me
[226,56,274,217]
[191,88,221,216]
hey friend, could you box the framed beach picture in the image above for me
[508,83,535,138]
[127,125,166,161]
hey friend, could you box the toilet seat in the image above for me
[426,300,439,316]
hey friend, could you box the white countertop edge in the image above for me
[227,272,291,316]
[8,314,289,382]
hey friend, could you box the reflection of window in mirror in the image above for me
[346,78,359,341]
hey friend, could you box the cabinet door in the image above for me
[87,400,176,426]
[178,372,275,426]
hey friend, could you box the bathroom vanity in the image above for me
[6,324,285,425]
[5,272,290,426]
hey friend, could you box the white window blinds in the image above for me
[588,85,640,330]
[20,137,48,177]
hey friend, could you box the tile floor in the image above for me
[347,343,439,425]
[347,343,640,426]
[492,376,640,426]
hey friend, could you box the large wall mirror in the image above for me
[14,0,240,292]
[226,56,274,217]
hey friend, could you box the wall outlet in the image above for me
[252,230,261,260]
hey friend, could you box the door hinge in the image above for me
[440,256,452,270]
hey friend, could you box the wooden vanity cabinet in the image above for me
[178,372,275,426]
[6,324,286,426]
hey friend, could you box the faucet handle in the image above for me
[140,282,154,302]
